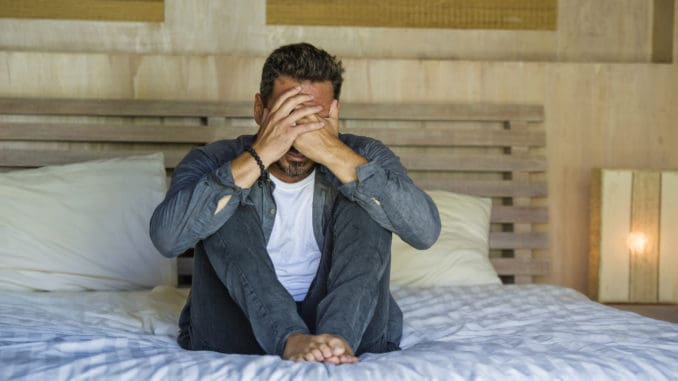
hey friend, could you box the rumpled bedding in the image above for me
[1,284,677,380]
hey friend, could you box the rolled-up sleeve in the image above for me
[150,139,252,258]
[338,136,441,250]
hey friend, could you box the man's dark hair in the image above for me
[260,42,344,106]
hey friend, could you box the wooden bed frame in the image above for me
[0,98,548,284]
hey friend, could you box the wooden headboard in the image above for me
[0,98,548,284]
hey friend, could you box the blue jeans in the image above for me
[177,195,403,356]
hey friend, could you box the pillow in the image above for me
[390,190,501,287]
[0,153,176,291]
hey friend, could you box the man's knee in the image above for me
[203,204,264,255]
[331,196,392,265]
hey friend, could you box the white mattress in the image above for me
[1,284,677,380]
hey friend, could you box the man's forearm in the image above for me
[320,142,368,184]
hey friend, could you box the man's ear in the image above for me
[254,93,264,126]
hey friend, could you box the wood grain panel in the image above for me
[588,169,602,301]
[0,122,218,143]
[395,149,546,172]
[246,126,545,147]
[0,0,164,22]
[629,171,661,303]
[409,176,548,197]
[0,98,544,122]
[489,232,548,249]
[659,172,678,303]
[490,206,548,223]
[267,0,558,30]
[599,171,632,302]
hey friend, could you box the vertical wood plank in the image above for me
[629,171,661,303]
[659,172,678,303]
[588,169,602,300]
[599,170,632,302]
[509,122,533,284]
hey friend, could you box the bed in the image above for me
[1,98,677,380]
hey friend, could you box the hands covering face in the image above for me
[253,85,340,168]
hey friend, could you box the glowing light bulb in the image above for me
[627,232,648,253]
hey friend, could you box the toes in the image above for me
[318,343,333,359]
[323,356,340,365]
[303,352,316,361]
[310,348,324,361]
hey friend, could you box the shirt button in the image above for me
[270,208,276,215]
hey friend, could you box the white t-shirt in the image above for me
[266,170,321,301]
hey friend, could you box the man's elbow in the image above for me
[410,222,441,250]
[150,229,184,258]
[149,214,187,258]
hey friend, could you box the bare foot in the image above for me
[283,333,358,364]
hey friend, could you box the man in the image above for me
[150,43,440,364]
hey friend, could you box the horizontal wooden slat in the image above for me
[0,98,253,118]
[0,122,544,147]
[398,151,546,172]
[0,122,220,143]
[412,177,548,197]
[0,148,189,168]
[219,125,545,147]
[491,206,548,223]
[0,98,544,122]
[490,257,549,276]
[489,232,548,249]
[341,103,544,122]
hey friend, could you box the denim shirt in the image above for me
[150,134,441,258]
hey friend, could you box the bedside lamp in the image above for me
[627,232,648,255]
[589,170,677,304]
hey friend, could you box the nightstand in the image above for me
[589,169,678,308]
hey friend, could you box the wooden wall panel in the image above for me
[267,0,557,30]
[0,0,164,22]
[592,170,678,303]
[629,172,661,302]
[660,172,678,302]
[598,170,632,302]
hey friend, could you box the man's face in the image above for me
[263,75,335,182]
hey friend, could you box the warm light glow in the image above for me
[628,232,648,253]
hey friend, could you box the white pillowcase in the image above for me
[390,190,501,287]
[0,153,176,291]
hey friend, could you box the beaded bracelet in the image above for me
[245,146,268,185]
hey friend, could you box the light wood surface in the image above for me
[0,98,548,284]
[591,170,678,304]
[0,0,656,62]
[629,172,661,303]
[660,173,678,303]
[0,0,164,22]
[267,0,557,30]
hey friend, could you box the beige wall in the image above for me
[1,1,677,292]
[0,0,656,62]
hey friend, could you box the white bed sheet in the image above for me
[1,284,677,381]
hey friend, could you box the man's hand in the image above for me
[292,99,341,165]
[252,86,326,168]
[293,100,368,184]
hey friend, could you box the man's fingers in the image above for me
[292,121,325,136]
[261,108,269,123]
[269,86,302,114]
[270,93,314,124]
[329,99,339,120]
[285,105,322,125]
